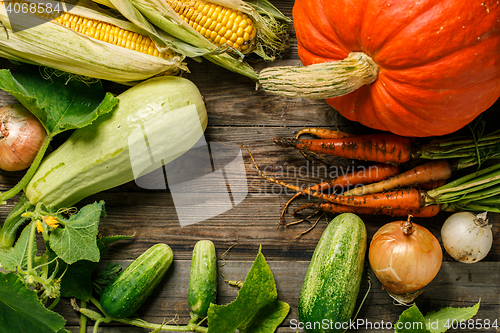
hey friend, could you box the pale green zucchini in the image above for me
[298,213,367,333]
[25,76,208,209]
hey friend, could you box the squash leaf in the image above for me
[0,272,67,333]
[0,222,36,271]
[92,260,123,295]
[396,301,481,333]
[49,201,106,264]
[0,65,118,135]
[423,301,480,333]
[50,234,132,301]
[395,305,431,333]
[207,246,289,333]
[239,300,290,333]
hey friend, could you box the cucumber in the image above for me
[100,243,174,319]
[25,76,208,209]
[188,240,218,319]
[298,213,367,333]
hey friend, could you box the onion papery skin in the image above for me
[441,212,493,263]
[0,104,46,172]
[369,220,442,295]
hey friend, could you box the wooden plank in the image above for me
[57,260,499,332]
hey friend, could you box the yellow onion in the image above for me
[369,216,442,296]
[0,104,46,171]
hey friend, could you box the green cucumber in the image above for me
[25,76,208,209]
[298,213,367,333]
[188,240,218,319]
[100,243,174,319]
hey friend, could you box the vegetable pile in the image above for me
[1,0,499,329]
[0,66,291,332]
[259,123,500,310]
[266,127,500,222]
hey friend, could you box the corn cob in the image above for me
[165,0,257,53]
[0,0,186,83]
[90,0,290,81]
[53,11,173,58]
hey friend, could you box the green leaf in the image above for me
[0,222,36,271]
[424,301,480,333]
[92,261,123,295]
[239,300,290,333]
[0,272,66,333]
[0,65,118,135]
[49,201,105,264]
[207,247,288,333]
[57,258,98,301]
[396,305,432,333]
[396,301,481,333]
[51,231,132,301]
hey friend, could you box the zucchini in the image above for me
[188,240,218,319]
[100,243,174,319]
[25,76,208,209]
[298,213,367,333]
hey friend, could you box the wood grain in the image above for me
[1,0,500,330]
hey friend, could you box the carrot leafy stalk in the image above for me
[428,163,500,213]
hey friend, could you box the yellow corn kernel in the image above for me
[1,0,174,59]
[164,0,256,53]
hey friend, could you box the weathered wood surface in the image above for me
[1,0,500,331]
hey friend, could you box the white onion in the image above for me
[441,212,493,264]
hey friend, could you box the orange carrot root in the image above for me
[311,163,401,193]
[274,133,414,164]
[295,127,353,139]
[294,202,441,217]
[314,187,425,210]
[279,163,401,224]
[342,160,454,196]
[418,179,447,190]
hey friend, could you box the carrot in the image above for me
[279,163,400,224]
[295,127,353,139]
[293,202,441,218]
[250,150,427,211]
[276,127,500,167]
[274,133,413,164]
[264,169,425,209]
[294,128,353,161]
[308,163,401,193]
[342,160,454,196]
[418,179,447,190]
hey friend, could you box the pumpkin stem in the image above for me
[258,52,379,99]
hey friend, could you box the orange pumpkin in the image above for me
[260,0,500,137]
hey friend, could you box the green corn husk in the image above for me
[0,0,187,84]
[91,0,290,81]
